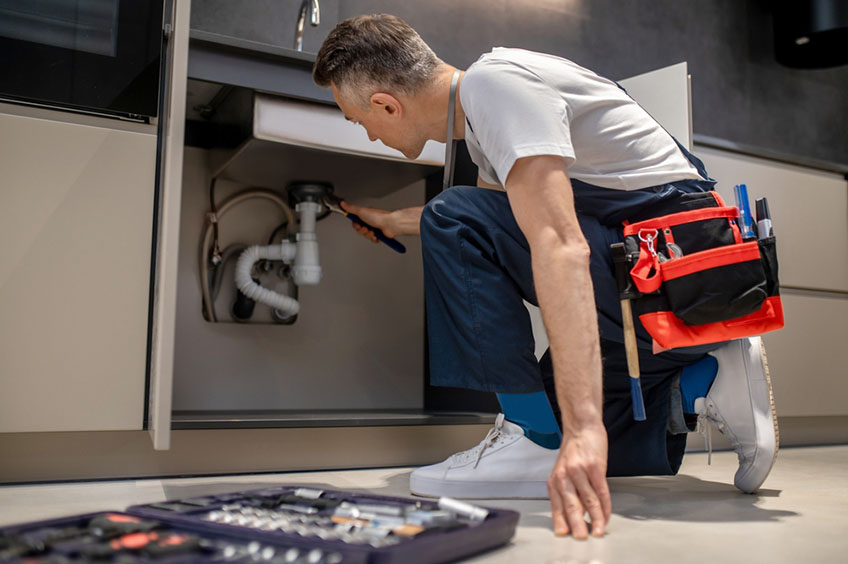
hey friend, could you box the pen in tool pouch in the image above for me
[756,197,773,238]
[734,184,757,240]
[322,194,406,254]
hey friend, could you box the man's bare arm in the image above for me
[504,154,611,539]
[340,176,498,242]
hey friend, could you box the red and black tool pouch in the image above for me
[621,191,784,350]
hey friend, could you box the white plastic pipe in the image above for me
[232,199,325,317]
[234,242,299,316]
[292,201,323,286]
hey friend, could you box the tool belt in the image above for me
[620,190,784,350]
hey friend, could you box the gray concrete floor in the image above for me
[1,445,845,563]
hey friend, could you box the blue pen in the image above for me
[734,184,756,240]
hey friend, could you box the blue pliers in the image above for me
[322,193,406,254]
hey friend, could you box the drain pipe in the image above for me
[291,200,323,286]
[233,188,325,317]
[234,241,299,315]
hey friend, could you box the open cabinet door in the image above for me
[148,0,191,450]
[525,62,693,357]
[619,61,693,150]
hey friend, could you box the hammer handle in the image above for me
[621,297,646,421]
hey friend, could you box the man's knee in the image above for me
[420,185,482,240]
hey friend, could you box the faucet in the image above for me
[294,0,320,51]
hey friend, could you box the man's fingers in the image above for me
[549,466,596,540]
[572,472,606,537]
[343,201,379,225]
[351,223,377,242]
[549,472,590,540]
[563,481,589,540]
[547,480,570,537]
[340,200,359,214]
[589,469,612,524]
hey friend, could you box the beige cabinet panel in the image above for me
[696,146,848,292]
[763,291,848,417]
[619,62,692,150]
[0,109,156,432]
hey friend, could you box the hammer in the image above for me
[611,242,646,421]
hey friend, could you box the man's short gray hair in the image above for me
[313,14,442,107]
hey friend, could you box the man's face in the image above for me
[332,84,426,160]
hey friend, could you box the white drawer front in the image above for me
[696,146,848,293]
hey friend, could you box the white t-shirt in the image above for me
[460,48,701,190]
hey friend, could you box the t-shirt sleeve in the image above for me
[477,166,499,186]
[461,61,575,185]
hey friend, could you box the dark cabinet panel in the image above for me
[191,0,340,54]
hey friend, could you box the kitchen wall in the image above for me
[191,0,848,169]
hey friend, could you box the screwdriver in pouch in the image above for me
[322,193,407,254]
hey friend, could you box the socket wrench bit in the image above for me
[234,515,251,526]
[206,510,223,521]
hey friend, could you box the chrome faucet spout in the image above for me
[294,0,320,51]
[310,0,320,26]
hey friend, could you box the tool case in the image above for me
[1,511,342,564]
[0,486,519,564]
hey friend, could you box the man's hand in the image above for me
[548,425,611,538]
[339,201,425,241]
[340,201,395,242]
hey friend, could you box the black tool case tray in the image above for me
[0,510,357,564]
[125,485,520,564]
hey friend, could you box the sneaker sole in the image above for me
[759,337,780,478]
[409,475,549,499]
[735,337,780,493]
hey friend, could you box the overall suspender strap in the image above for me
[443,69,461,191]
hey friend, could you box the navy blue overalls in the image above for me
[420,140,723,476]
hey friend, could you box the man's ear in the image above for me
[370,92,402,118]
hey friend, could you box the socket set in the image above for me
[126,486,519,564]
[0,511,346,564]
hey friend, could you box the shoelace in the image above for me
[450,415,506,469]
[697,400,744,467]
[473,424,504,469]
[696,413,713,465]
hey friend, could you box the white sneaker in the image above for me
[696,336,779,493]
[409,414,557,499]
